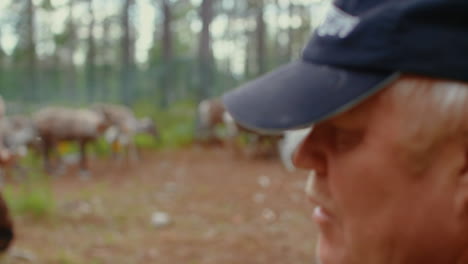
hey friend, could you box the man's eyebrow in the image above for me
[327,111,369,129]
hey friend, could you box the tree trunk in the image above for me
[255,2,266,75]
[85,0,96,103]
[121,0,135,106]
[287,0,295,60]
[197,0,215,102]
[26,0,38,102]
[273,0,284,65]
[0,29,4,68]
[244,30,253,79]
[65,0,77,101]
[160,0,173,108]
[0,29,5,93]
[101,17,112,101]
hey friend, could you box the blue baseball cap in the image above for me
[223,0,468,133]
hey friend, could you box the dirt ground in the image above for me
[5,146,318,264]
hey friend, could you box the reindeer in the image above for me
[195,98,226,145]
[223,111,284,159]
[136,117,160,140]
[0,115,40,179]
[91,103,134,132]
[0,115,39,155]
[93,103,159,162]
[33,107,110,176]
[0,97,16,169]
[196,98,282,158]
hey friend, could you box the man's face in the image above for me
[293,91,468,264]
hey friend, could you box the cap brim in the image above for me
[223,61,399,134]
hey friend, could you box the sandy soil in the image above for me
[4,146,318,264]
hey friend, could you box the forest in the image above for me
[0,0,328,111]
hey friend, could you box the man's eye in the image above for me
[333,130,363,151]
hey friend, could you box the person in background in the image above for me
[222,0,468,263]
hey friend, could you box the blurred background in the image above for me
[0,0,329,263]
[0,0,327,110]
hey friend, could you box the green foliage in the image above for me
[19,151,43,170]
[3,177,56,218]
[54,31,70,46]
[40,0,55,11]
[54,250,79,264]
[92,138,113,157]
[2,154,55,219]
[133,100,196,149]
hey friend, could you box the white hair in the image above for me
[278,127,312,172]
[384,75,468,167]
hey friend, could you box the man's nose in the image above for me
[292,130,328,176]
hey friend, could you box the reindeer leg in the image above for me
[111,139,119,161]
[53,142,68,177]
[246,134,259,158]
[129,141,139,163]
[78,139,90,180]
[42,138,54,175]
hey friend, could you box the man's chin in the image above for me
[316,234,345,264]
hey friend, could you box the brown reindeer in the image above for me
[196,97,282,158]
[0,115,39,155]
[0,115,40,179]
[0,97,14,165]
[91,103,134,132]
[195,98,227,146]
[93,103,159,162]
[33,107,110,176]
[223,111,283,159]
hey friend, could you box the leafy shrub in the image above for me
[3,178,56,218]
[133,100,196,149]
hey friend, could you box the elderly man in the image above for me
[223,0,468,263]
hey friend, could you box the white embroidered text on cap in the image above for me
[316,5,360,38]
